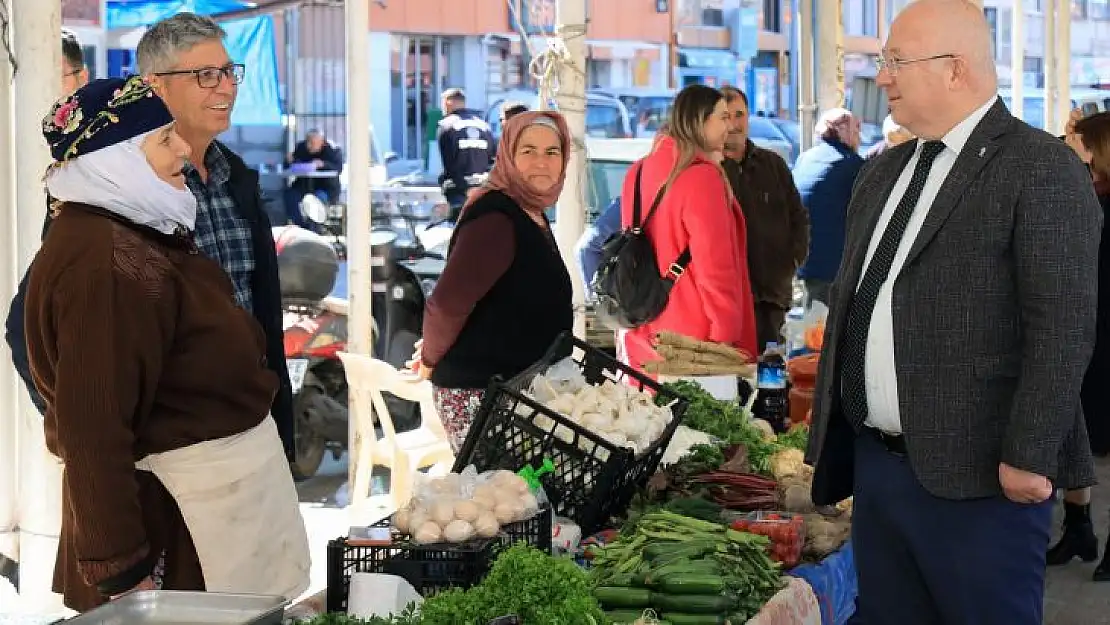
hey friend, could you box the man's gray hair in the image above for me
[136,12,226,75]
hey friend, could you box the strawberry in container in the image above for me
[730,512,805,568]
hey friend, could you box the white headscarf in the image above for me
[45,128,197,234]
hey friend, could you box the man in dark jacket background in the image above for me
[792,108,865,306]
[5,30,91,419]
[437,88,495,219]
[719,87,810,350]
[284,129,344,227]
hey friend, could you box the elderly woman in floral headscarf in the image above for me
[23,76,309,611]
[410,110,574,450]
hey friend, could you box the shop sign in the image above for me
[509,0,558,36]
[730,0,760,61]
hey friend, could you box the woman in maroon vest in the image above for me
[411,111,573,451]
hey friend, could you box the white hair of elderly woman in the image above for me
[814,108,855,141]
[136,12,226,75]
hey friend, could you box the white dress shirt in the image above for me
[857,97,998,434]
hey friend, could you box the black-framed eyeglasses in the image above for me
[876,53,956,76]
[154,63,245,88]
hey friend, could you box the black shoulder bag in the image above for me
[591,163,691,329]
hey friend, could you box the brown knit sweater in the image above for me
[23,202,279,611]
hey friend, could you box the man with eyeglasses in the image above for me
[805,1,1099,623]
[61,29,89,96]
[135,14,294,464]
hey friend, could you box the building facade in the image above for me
[982,0,1110,88]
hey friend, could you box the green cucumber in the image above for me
[653,592,736,614]
[655,574,728,595]
[644,539,716,562]
[650,559,723,578]
[662,613,728,624]
[593,586,653,609]
[604,610,650,623]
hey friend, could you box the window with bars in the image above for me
[1074,0,1088,19]
[763,0,781,32]
[844,0,879,36]
[702,8,725,26]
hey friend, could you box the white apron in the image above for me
[136,416,311,600]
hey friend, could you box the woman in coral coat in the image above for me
[617,84,758,372]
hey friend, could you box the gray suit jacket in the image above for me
[806,100,1101,505]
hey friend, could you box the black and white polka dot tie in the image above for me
[840,140,946,428]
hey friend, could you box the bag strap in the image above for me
[632,163,669,231]
[665,246,692,282]
[631,164,692,282]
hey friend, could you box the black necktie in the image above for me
[840,140,946,428]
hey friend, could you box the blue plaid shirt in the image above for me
[185,145,256,312]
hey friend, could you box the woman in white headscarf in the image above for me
[24,75,309,612]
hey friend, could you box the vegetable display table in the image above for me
[788,542,858,625]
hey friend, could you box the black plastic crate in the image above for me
[326,508,552,613]
[454,331,689,535]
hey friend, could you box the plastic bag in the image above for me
[395,465,550,545]
[541,356,588,394]
[394,467,480,544]
[472,468,543,526]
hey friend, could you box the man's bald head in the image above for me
[879,0,997,139]
[897,0,995,83]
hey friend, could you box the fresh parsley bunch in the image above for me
[419,544,605,625]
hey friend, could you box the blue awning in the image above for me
[104,5,282,126]
[223,15,282,126]
[679,47,738,71]
[107,0,254,30]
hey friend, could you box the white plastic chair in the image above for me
[338,352,455,509]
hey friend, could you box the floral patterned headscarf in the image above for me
[42,75,173,165]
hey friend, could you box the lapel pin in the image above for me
[978,147,986,157]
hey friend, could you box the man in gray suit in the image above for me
[805,1,1101,623]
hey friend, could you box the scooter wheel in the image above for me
[291,386,328,481]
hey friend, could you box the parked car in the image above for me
[998,86,1110,130]
[769,118,800,165]
[485,89,634,140]
[591,87,676,138]
[747,117,794,165]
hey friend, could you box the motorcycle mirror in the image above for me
[300,194,329,224]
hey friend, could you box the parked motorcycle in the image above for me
[274,225,350,480]
[300,193,346,259]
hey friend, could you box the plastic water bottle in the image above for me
[753,342,790,433]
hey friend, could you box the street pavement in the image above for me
[1043,455,1110,625]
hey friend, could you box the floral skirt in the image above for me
[432,386,485,452]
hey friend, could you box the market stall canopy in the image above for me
[105,0,282,126]
[106,0,255,29]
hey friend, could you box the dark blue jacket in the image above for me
[574,196,622,291]
[436,109,495,208]
[792,139,864,283]
[4,143,296,459]
[5,202,53,414]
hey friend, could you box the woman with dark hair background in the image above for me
[1047,109,1110,581]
